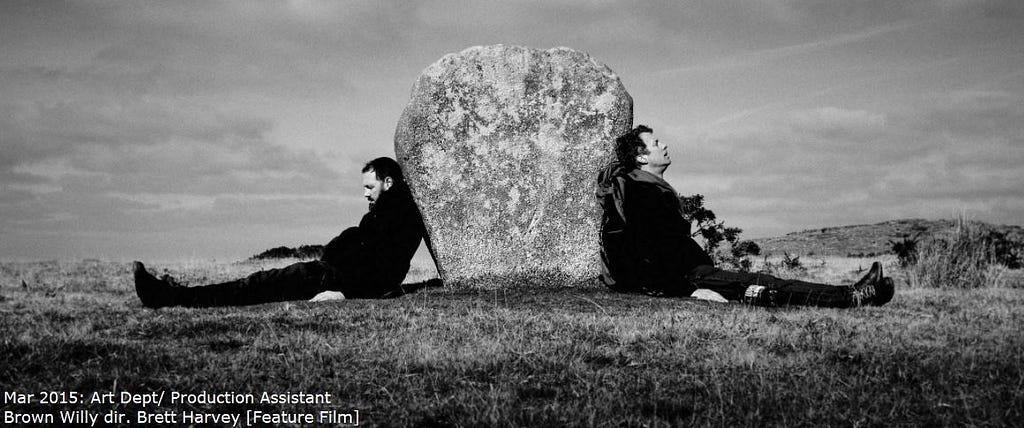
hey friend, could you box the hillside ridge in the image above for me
[752,218,1023,257]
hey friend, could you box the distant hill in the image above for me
[752,218,1024,257]
[249,245,324,260]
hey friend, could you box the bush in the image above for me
[250,245,324,260]
[907,217,1011,288]
[781,252,806,272]
[989,230,1024,269]
[678,194,758,271]
[732,241,762,258]
[889,235,920,267]
[679,194,726,253]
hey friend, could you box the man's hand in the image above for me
[309,291,346,302]
[691,288,728,303]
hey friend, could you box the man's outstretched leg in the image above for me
[133,261,334,308]
[689,262,894,308]
[134,262,180,308]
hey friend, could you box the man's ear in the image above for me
[382,176,394,191]
[636,153,648,165]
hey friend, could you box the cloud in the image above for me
[879,91,1024,202]
[789,107,887,140]
[667,96,1024,236]
[0,1,403,260]
[683,107,896,176]
[0,1,373,101]
[658,20,921,75]
[0,93,344,258]
[787,0,1024,26]
[1,99,338,193]
[908,90,1024,138]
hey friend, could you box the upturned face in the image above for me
[638,132,671,168]
[362,170,392,203]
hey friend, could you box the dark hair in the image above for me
[362,157,405,184]
[615,125,653,170]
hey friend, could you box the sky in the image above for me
[2,0,1022,262]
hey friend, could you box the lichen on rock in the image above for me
[395,45,633,286]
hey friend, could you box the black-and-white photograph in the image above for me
[2,1,1022,426]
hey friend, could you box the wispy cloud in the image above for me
[657,20,921,76]
[702,51,975,130]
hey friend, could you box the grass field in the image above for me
[1,256,1022,427]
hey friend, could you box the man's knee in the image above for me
[321,227,363,266]
[325,227,361,248]
[338,226,361,241]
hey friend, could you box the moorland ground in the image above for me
[1,255,1022,427]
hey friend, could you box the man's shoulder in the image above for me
[375,186,424,229]
[375,185,415,211]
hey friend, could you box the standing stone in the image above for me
[395,45,632,286]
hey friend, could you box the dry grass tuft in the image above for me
[908,215,1011,289]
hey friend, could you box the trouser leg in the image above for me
[688,265,856,308]
[178,261,334,307]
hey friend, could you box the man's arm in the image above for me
[421,228,444,285]
[358,192,425,294]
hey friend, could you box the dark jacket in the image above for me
[596,163,713,296]
[321,182,426,298]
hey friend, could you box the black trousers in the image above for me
[689,265,856,308]
[177,227,366,307]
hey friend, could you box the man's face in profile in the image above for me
[639,132,671,168]
[362,170,392,203]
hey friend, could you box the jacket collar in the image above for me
[370,181,412,213]
[597,162,679,222]
[627,168,677,194]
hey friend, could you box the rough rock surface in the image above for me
[395,45,633,286]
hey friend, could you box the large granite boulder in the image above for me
[395,45,633,286]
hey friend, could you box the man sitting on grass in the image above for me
[597,125,894,307]
[133,157,433,308]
